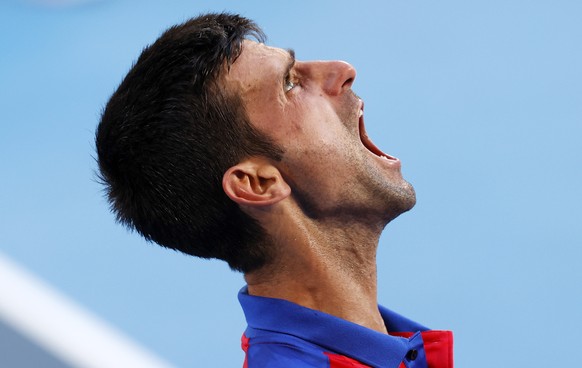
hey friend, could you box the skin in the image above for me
[222,40,416,334]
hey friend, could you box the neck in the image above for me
[245,215,388,334]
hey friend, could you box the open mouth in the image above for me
[358,102,397,161]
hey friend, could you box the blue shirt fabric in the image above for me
[239,287,450,368]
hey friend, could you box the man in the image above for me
[96,12,453,368]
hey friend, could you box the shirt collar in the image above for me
[238,286,429,368]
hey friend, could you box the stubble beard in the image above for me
[289,127,416,228]
[339,93,417,226]
[286,91,416,227]
[368,172,416,226]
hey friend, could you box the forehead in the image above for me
[239,40,290,62]
[225,40,291,93]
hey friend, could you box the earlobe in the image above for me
[222,159,291,207]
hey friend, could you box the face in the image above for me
[224,40,415,224]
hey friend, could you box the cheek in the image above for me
[289,98,338,134]
[282,98,309,133]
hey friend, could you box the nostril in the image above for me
[343,77,355,89]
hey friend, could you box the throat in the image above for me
[244,224,384,333]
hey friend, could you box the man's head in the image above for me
[96,13,283,273]
[96,12,415,275]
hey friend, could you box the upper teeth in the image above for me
[359,110,363,118]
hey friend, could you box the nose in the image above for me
[301,60,356,96]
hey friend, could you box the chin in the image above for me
[381,181,417,223]
[400,181,417,210]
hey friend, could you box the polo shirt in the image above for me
[239,287,453,368]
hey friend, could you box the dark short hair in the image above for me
[95,13,283,273]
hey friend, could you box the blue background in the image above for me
[1,0,581,366]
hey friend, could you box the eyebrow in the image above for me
[284,48,296,77]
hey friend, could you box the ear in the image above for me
[222,158,291,207]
